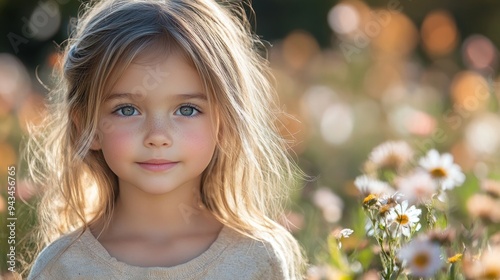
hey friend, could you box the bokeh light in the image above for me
[28,0,61,41]
[371,11,418,57]
[15,180,36,201]
[320,103,354,145]
[449,71,489,111]
[282,30,320,71]
[328,2,360,35]
[301,85,337,123]
[465,113,500,156]
[0,141,16,176]
[421,10,459,57]
[17,93,47,132]
[312,187,344,223]
[47,51,64,70]
[390,106,436,136]
[0,54,31,116]
[462,34,498,71]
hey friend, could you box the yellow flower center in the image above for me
[447,253,462,263]
[430,167,447,178]
[363,194,378,206]
[412,252,430,269]
[396,214,409,225]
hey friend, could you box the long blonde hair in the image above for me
[25,0,305,278]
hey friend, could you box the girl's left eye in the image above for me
[175,105,201,117]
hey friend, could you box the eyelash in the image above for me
[111,103,202,117]
[112,104,139,117]
[175,103,202,117]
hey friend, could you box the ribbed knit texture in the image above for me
[29,226,287,279]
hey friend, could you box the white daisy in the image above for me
[388,200,421,237]
[379,192,404,206]
[332,228,354,249]
[378,192,404,217]
[338,228,354,239]
[355,175,395,196]
[398,238,443,278]
[419,149,465,190]
[396,171,437,205]
[368,141,414,170]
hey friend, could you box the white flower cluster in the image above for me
[354,142,466,279]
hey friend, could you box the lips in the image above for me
[136,159,178,172]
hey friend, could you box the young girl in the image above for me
[25,0,305,279]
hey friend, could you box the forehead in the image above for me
[133,42,193,66]
[104,44,202,96]
[106,49,205,102]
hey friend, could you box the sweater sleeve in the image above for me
[28,233,76,280]
[261,240,292,280]
[224,234,291,280]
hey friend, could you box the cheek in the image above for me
[99,123,138,160]
[180,125,217,159]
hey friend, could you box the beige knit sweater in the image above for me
[28,226,289,279]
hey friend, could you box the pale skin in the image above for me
[89,50,223,267]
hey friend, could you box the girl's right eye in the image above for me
[113,105,139,117]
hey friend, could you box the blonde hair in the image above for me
[25,0,305,278]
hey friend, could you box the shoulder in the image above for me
[216,227,290,280]
[28,230,80,279]
[28,229,114,280]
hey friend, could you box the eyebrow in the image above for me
[104,92,207,102]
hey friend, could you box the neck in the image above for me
[101,179,219,239]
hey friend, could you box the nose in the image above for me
[144,115,172,147]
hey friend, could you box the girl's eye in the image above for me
[175,105,200,117]
[113,105,139,116]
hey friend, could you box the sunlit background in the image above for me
[1,0,500,278]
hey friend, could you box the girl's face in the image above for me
[92,50,217,196]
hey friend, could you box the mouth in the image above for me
[136,160,178,172]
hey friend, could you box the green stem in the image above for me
[449,263,456,280]
[425,201,435,230]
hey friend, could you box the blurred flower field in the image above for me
[267,1,500,278]
[1,0,500,279]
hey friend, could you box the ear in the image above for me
[89,120,105,151]
[89,133,101,150]
[72,111,102,151]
